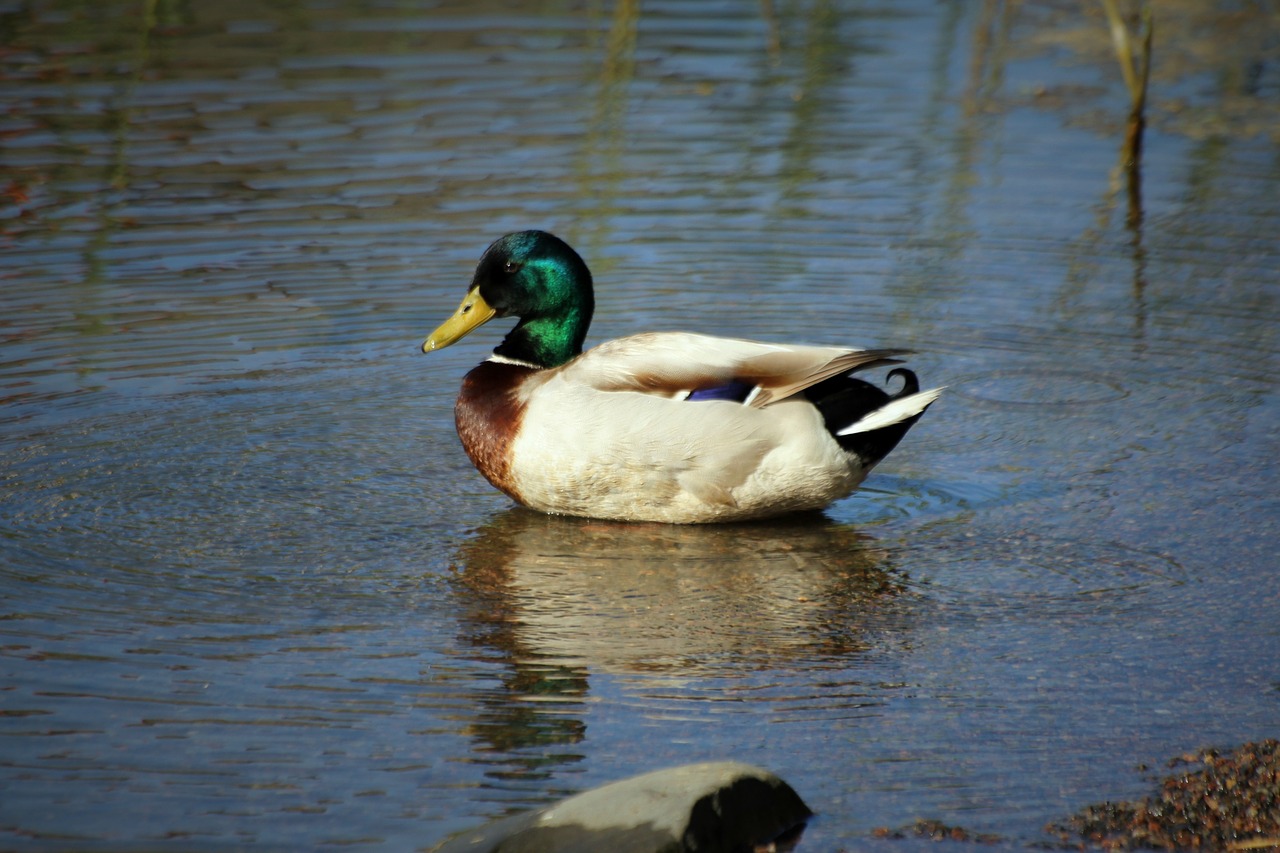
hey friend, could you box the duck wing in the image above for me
[561,331,908,408]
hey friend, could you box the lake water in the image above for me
[2,1,1277,850]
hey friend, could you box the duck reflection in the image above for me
[453,510,907,671]
[448,510,910,771]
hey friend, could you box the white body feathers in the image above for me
[496,332,940,523]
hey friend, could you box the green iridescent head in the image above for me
[423,230,595,368]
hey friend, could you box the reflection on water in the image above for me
[2,0,1278,849]
[446,510,925,802]
[452,510,907,673]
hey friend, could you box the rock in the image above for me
[433,761,812,853]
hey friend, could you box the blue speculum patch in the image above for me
[686,380,754,403]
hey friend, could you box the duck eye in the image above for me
[503,260,521,275]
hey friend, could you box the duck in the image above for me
[421,230,941,524]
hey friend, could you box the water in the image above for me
[2,0,1278,849]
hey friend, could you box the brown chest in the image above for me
[454,361,536,504]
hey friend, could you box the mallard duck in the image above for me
[422,230,940,524]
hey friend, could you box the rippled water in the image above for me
[2,0,1278,849]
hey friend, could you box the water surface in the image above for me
[2,1,1278,850]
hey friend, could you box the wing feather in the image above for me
[560,332,907,408]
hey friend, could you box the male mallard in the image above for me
[422,230,940,524]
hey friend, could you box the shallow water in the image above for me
[2,0,1278,849]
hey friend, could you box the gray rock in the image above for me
[433,761,812,853]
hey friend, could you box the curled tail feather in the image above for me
[807,368,941,469]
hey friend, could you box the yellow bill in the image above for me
[422,288,497,352]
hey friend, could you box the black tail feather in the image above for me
[805,368,926,469]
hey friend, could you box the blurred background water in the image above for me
[1,0,1277,849]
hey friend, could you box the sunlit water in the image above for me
[2,1,1278,850]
